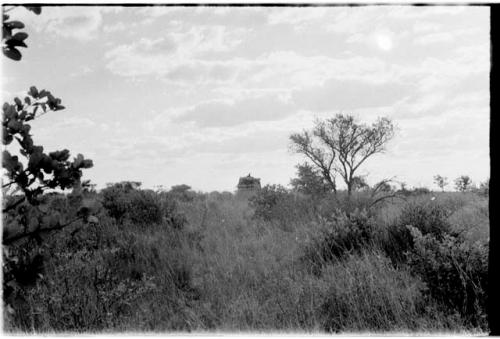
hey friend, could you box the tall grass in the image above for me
[3,186,489,333]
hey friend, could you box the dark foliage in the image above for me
[100,182,187,229]
[2,6,42,60]
[303,209,377,274]
[249,184,315,230]
[290,162,330,198]
[383,200,453,265]
[407,227,488,328]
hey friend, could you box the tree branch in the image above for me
[368,192,406,209]
[3,216,83,245]
[2,196,26,213]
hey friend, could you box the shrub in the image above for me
[411,187,431,196]
[319,251,453,332]
[383,200,453,265]
[128,190,162,225]
[249,184,289,221]
[101,183,185,228]
[249,184,314,230]
[334,191,374,216]
[6,214,200,332]
[406,226,488,328]
[302,209,377,274]
[169,184,196,202]
[101,182,137,222]
[158,192,187,229]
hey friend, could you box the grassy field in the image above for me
[3,184,489,333]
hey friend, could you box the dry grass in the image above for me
[4,188,489,333]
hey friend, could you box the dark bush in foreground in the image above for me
[383,200,453,265]
[379,199,488,329]
[407,226,488,328]
[4,215,200,332]
[302,209,377,274]
[319,251,456,332]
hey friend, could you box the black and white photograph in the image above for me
[1,2,492,334]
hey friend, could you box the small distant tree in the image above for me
[290,114,395,197]
[454,175,472,192]
[433,175,448,192]
[290,162,330,198]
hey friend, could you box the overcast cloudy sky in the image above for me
[3,5,490,192]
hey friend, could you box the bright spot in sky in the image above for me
[375,34,393,51]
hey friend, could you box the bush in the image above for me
[406,226,488,328]
[6,214,200,332]
[101,182,185,228]
[249,184,289,222]
[302,209,377,274]
[128,190,162,225]
[319,251,453,332]
[158,192,187,229]
[383,200,453,265]
[101,182,138,222]
[249,184,314,230]
[411,187,431,196]
[169,184,196,202]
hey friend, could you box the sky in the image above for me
[2,5,490,192]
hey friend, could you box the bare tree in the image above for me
[290,114,395,197]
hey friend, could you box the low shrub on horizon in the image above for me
[101,182,186,229]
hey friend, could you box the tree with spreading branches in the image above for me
[290,114,395,197]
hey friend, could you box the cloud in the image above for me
[292,79,413,112]
[104,25,248,81]
[174,95,295,127]
[103,22,127,33]
[15,6,121,41]
[193,129,289,154]
[138,6,268,27]
[70,65,94,77]
[414,32,455,45]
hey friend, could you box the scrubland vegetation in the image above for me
[2,5,490,333]
[3,181,489,333]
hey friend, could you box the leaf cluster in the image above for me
[2,6,42,60]
[3,87,93,210]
